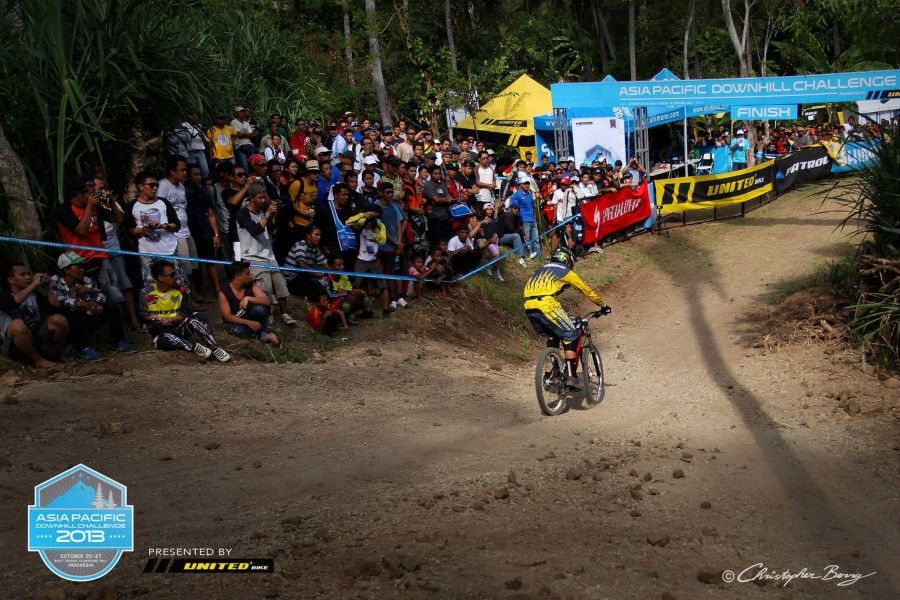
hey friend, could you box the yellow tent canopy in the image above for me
[453,74,551,148]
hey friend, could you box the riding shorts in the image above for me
[526,306,578,343]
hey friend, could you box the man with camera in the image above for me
[57,175,125,304]
[0,263,69,369]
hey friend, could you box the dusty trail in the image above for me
[1,185,897,599]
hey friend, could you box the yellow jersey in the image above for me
[523,262,604,313]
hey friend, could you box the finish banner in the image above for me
[773,145,832,193]
[580,182,652,244]
[655,161,774,215]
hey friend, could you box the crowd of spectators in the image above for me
[2,107,889,368]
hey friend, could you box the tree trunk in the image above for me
[629,0,637,80]
[592,0,616,62]
[343,0,355,87]
[722,0,756,165]
[365,0,392,127]
[590,1,608,72]
[683,0,695,79]
[0,123,42,240]
[445,0,458,73]
[126,114,152,200]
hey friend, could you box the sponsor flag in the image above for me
[580,182,652,245]
[773,145,832,193]
[654,161,775,215]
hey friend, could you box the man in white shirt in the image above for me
[447,225,481,275]
[231,106,259,173]
[156,155,204,307]
[475,151,496,209]
[577,171,598,199]
[170,120,209,179]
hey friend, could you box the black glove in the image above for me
[600,305,612,316]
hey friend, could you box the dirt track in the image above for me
[1,185,898,599]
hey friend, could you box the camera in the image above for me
[40,275,49,284]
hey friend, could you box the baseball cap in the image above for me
[58,251,84,269]
[449,143,461,153]
[462,159,476,168]
[249,153,266,166]
[486,149,495,155]
[425,152,437,159]
[315,146,331,155]
[340,150,355,158]
[560,177,570,185]
[350,121,359,127]
[234,106,247,112]
[445,162,459,171]
[304,160,321,172]
[736,129,745,135]
[386,155,401,166]
[246,183,266,197]
[519,178,532,185]
[363,155,379,165]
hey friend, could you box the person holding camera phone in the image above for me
[0,262,69,369]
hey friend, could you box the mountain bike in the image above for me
[534,310,606,416]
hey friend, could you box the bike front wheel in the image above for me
[580,345,605,405]
[535,347,568,416]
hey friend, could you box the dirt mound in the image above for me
[747,283,852,350]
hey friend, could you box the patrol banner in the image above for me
[654,161,774,215]
[580,181,652,244]
[773,145,832,193]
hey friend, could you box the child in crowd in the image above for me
[424,245,449,296]
[407,254,441,301]
[318,255,373,321]
[307,292,349,335]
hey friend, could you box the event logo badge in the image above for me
[28,465,134,581]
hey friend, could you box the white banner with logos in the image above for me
[572,117,626,168]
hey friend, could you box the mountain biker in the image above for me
[523,247,610,388]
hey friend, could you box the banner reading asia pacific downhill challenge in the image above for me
[579,182,652,245]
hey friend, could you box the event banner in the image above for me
[572,117,626,167]
[732,105,798,120]
[821,141,879,173]
[580,182,652,244]
[773,145,832,193]
[655,161,774,214]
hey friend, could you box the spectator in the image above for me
[139,260,230,362]
[375,182,407,310]
[626,157,646,184]
[157,154,204,308]
[206,113,236,171]
[0,262,69,368]
[307,292,349,336]
[284,226,327,299]
[236,184,298,326]
[217,261,282,348]
[423,164,452,246]
[447,225,481,276]
[263,134,287,163]
[287,160,320,250]
[231,106,259,172]
[730,129,748,171]
[260,121,290,155]
[317,160,340,207]
[96,178,141,331]
[289,118,308,161]
[318,254,371,321]
[315,183,363,268]
[350,214,392,318]
[56,175,122,302]
[124,170,191,291]
[50,251,127,359]
[424,245,449,296]
[497,203,527,266]
[171,119,209,179]
[508,179,540,259]
[184,163,222,296]
[475,204,506,281]
[359,170,379,207]
[475,152,496,209]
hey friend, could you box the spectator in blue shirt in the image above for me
[730,129,748,171]
[508,179,540,259]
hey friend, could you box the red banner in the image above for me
[579,182,652,245]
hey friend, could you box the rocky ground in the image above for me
[0,184,898,600]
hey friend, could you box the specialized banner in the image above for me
[821,141,879,173]
[773,145,832,193]
[655,161,774,214]
[572,117,626,167]
[580,182,652,244]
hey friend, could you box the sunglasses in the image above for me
[234,173,247,177]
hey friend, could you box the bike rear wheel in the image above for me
[535,347,568,416]
[580,345,605,405]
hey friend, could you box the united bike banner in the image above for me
[580,181,652,245]
[654,161,775,215]
[772,145,832,193]
[821,140,879,173]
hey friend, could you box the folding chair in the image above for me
[695,153,713,175]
